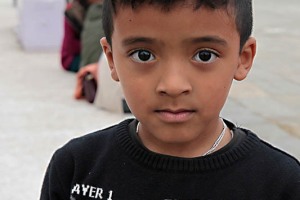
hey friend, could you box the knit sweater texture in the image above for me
[40,119,300,200]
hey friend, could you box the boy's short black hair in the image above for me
[102,0,253,51]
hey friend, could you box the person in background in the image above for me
[79,0,104,68]
[61,0,102,73]
[73,0,104,102]
[61,0,85,72]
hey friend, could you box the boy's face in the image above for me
[102,4,256,155]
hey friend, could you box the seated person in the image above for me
[60,0,86,72]
[73,1,104,101]
[74,54,131,113]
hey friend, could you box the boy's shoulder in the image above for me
[227,120,299,166]
[258,135,299,167]
[54,119,132,158]
[240,127,300,170]
[68,119,132,146]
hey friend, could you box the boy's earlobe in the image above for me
[100,37,120,82]
[234,37,257,81]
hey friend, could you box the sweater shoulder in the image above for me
[258,135,299,167]
[69,125,115,146]
[64,123,122,154]
[56,119,132,156]
[244,129,300,170]
[49,125,116,165]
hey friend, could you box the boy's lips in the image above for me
[155,108,196,123]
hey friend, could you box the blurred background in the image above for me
[0,0,299,199]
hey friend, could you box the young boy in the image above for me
[40,0,300,199]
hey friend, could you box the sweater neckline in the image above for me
[116,119,260,173]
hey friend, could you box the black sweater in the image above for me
[40,119,300,200]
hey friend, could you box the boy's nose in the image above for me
[156,63,192,97]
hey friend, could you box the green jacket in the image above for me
[80,3,104,68]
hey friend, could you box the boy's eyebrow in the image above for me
[121,36,228,47]
[186,36,228,46]
[122,37,156,46]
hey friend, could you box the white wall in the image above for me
[18,0,65,51]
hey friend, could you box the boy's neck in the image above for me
[137,119,233,158]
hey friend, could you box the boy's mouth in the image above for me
[155,109,196,123]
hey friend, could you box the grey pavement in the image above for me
[0,0,300,199]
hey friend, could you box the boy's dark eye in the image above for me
[193,50,218,63]
[138,51,151,61]
[130,50,155,63]
[198,51,212,61]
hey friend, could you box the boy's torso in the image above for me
[54,119,300,200]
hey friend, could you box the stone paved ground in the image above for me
[0,0,299,199]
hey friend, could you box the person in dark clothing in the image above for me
[40,0,300,199]
[73,0,104,102]
[61,0,84,72]
[61,0,103,73]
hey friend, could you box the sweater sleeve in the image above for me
[40,147,75,200]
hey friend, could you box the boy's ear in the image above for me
[100,37,120,82]
[234,37,257,81]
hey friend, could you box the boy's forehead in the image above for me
[113,2,234,26]
[111,3,239,47]
[113,1,234,21]
[114,0,231,9]
[116,0,194,9]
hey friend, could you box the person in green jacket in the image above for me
[74,0,104,102]
[80,1,104,68]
